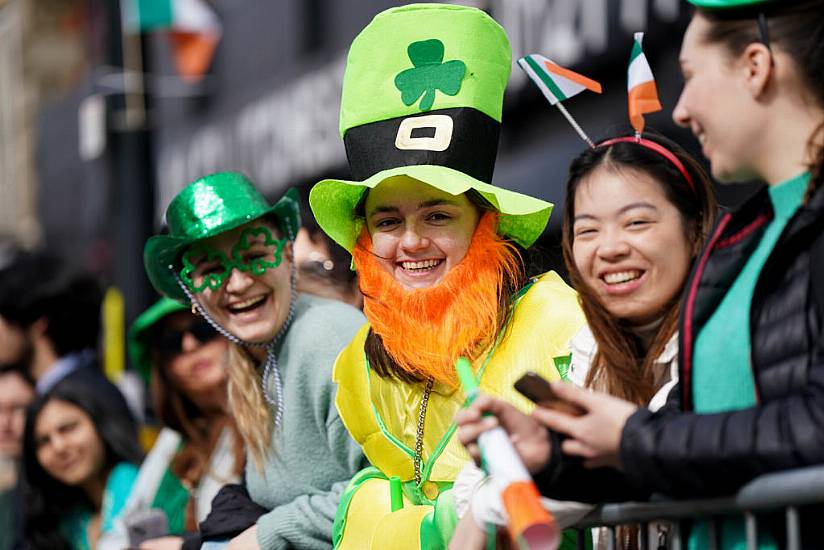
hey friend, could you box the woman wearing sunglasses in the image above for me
[99,297,242,550]
[143,173,366,550]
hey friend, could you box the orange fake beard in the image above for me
[352,212,522,387]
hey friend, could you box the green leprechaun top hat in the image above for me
[309,3,553,252]
[144,172,300,303]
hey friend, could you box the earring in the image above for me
[191,303,198,316]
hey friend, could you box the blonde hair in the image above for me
[226,343,271,470]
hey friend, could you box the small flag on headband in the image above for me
[517,54,602,105]
[518,54,601,147]
[627,32,662,135]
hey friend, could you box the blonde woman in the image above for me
[143,172,367,550]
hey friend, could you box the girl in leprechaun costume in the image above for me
[144,174,367,550]
[308,5,585,549]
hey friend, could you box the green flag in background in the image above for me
[124,0,173,32]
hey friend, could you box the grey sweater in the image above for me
[247,293,367,549]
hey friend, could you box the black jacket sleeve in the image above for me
[183,483,268,549]
[619,366,824,498]
[534,430,650,504]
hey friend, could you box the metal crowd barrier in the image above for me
[567,465,824,550]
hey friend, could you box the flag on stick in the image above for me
[518,54,601,147]
[126,0,222,82]
[518,54,602,105]
[627,32,661,135]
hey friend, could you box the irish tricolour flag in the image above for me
[518,54,601,146]
[517,54,602,105]
[627,32,662,134]
[125,0,222,82]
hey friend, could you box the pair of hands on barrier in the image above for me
[455,383,638,471]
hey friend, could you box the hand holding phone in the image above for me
[514,372,585,416]
[125,508,169,547]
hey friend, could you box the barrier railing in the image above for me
[567,465,824,550]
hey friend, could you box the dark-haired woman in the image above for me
[22,379,143,550]
[451,133,717,549]
[458,0,824,548]
[563,132,717,417]
[102,297,243,550]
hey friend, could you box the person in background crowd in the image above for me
[22,378,143,550]
[143,173,366,549]
[451,132,717,549]
[0,251,136,424]
[98,297,243,550]
[309,4,584,548]
[293,223,362,309]
[0,366,35,550]
[457,0,824,548]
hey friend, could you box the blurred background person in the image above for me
[22,378,143,550]
[0,366,35,550]
[293,224,362,309]
[98,296,243,550]
[0,251,137,424]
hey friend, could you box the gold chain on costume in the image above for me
[413,378,435,486]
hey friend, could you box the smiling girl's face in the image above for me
[572,166,694,325]
[364,176,480,290]
[34,399,106,489]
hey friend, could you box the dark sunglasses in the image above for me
[155,318,220,355]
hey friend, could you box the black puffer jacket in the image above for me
[537,178,824,503]
[621,179,824,498]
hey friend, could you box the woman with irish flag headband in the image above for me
[309,4,584,549]
[458,0,824,548]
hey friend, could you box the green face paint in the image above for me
[180,225,287,293]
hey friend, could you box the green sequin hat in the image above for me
[144,172,301,303]
[128,296,188,382]
[309,3,553,252]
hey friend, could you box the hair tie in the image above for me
[596,136,696,194]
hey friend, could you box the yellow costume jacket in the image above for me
[332,272,585,550]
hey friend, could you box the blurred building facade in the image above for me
[0,0,103,249]
[0,0,34,247]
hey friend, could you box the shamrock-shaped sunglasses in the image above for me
[180,225,287,293]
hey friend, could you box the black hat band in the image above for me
[343,107,500,183]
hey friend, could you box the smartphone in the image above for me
[126,508,169,547]
[514,371,585,416]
